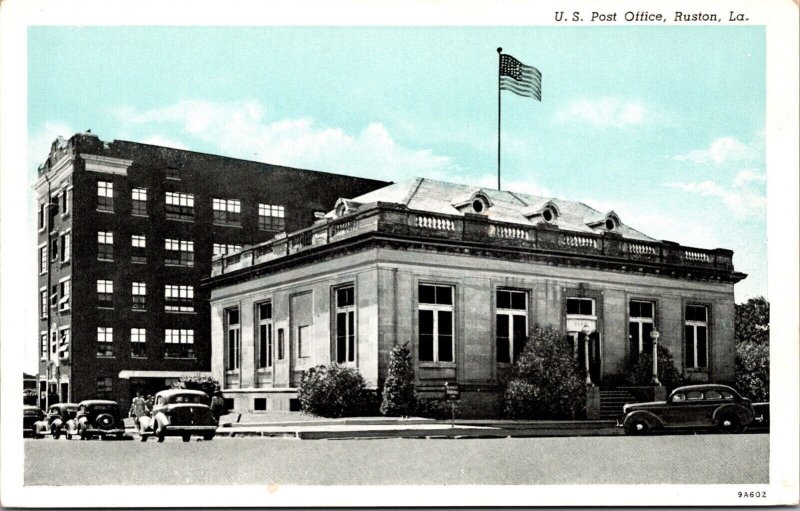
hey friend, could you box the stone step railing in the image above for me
[209,203,733,276]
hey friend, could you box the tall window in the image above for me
[58,278,71,312]
[39,246,47,274]
[97,280,113,307]
[629,300,655,364]
[496,289,528,363]
[335,286,356,363]
[97,231,114,260]
[131,235,147,263]
[165,329,195,358]
[38,202,46,230]
[418,284,454,362]
[685,305,709,369]
[131,188,148,216]
[131,328,147,358]
[97,327,113,357]
[226,309,240,370]
[61,188,70,216]
[50,285,58,308]
[257,302,273,369]
[165,192,194,220]
[40,333,47,360]
[58,327,70,359]
[132,282,147,310]
[164,285,194,312]
[165,238,194,266]
[212,198,241,226]
[213,243,243,257]
[60,232,71,262]
[258,204,285,231]
[97,181,114,212]
[50,238,59,260]
[40,289,48,318]
[277,329,285,360]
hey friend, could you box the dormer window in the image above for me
[542,207,556,223]
[333,198,362,218]
[525,201,560,225]
[452,190,492,215]
[586,211,621,232]
[472,198,486,213]
[605,218,616,231]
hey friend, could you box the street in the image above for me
[25,433,768,485]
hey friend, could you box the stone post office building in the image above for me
[204,178,746,416]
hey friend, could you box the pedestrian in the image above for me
[128,391,147,428]
[210,391,225,422]
[145,394,154,411]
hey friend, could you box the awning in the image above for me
[118,370,212,380]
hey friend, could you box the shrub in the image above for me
[380,343,417,416]
[172,375,220,398]
[415,399,456,420]
[735,341,769,402]
[626,344,684,391]
[298,363,368,418]
[503,326,586,419]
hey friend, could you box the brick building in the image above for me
[34,132,388,407]
[205,178,746,417]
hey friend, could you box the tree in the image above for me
[298,363,368,418]
[380,343,417,416]
[626,344,684,391]
[172,375,220,397]
[735,296,769,402]
[503,326,586,419]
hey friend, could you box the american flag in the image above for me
[499,54,542,101]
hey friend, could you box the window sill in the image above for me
[164,356,197,360]
[131,213,149,218]
[60,212,70,219]
[132,260,147,264]
[419,362,457,369]
[164,263,194,268]
[256,368,273,373]
[166,217,194,223]
[97,306,114,310]
[213,223,243,228]
[96,355,115,359]
[225,370,240,375]
[97,258,114,262]
[685,367,710,373]
[164,310,197,315]
[96,209,115,214]
[132,308,147,312]
[60,260,70,266]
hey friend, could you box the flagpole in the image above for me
[497,47,502,191]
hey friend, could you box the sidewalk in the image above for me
[214,412,622,439]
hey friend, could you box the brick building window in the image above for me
[60,232,71,262]
[58,327,70,359]
[213,198,241,226]
[38,202,46,230]
[165,238,194,266]
[131,188,147,216]
[213,243,243,257]
[96,377,113,399]
[335,285,356,363]
[165,329,195,358]
[58,278,71,312]
[685,305,709,369]
[97,181,114,212]
[629,300,655,364]
[418,284,454,362]
[61,188,70,216]
[40,288,48,318]
[40,333,47,360]
[258,204,285,231]
[50,285,58,308]
[50,238,58,260]
[97,231,114,260]
[226,309,240,370]
[97,279,113,307]
[97,327,113,357]
[131,328,147,358]
[165,192,194,220]
[165,285,194,312]
[165,167,180,180]
[277,328,285,360]
[39,246,47,274]
[132,282,147,310]
[257,302,272,369]
[131,235,147,263]
[496,289,527,364]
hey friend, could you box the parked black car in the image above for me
[138,389,217,442]
[33,403,79,439]
[620,384,757,435]
[23,405,45,438]
[65,400,126,440]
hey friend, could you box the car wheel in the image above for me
[625,418,650,435]
[79,429,88,440]
[202,433,215,441]
[717,413,743,434]
[53,429,61,440]
[182,434,191,443]
[65,431,72,440]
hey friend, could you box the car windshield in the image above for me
[705,390,722,400]
[671,393,685,402]
[24,409,41,416]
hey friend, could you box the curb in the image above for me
[215,426,624,440]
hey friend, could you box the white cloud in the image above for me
[114,100,457,181]
[733,169,766,188]
[554,97,650,129]
[662,180,766,219]
[673,136,756,165]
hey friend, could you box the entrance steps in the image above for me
[598,389,637,420]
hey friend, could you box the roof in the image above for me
[340,178,655,241]
[49,403,78,409]
[77,400,120,406]
[155,389,208,398]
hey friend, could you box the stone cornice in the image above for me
[80,153,133,175]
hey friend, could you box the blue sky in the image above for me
[28,26,766,301]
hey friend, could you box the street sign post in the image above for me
[444,382,459,427]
